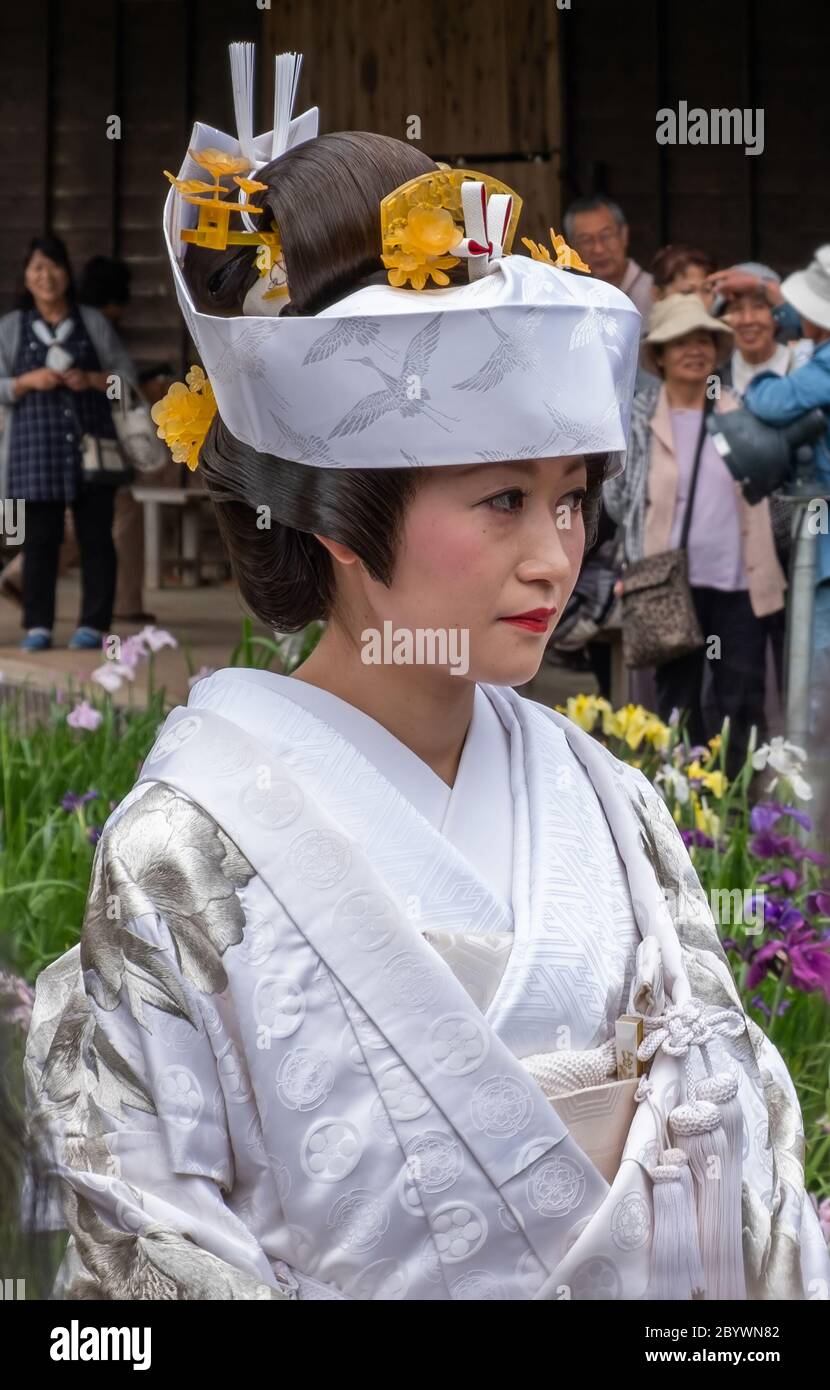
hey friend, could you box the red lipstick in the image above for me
[498,607,557,634]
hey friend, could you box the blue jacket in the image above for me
[745,339,830,586]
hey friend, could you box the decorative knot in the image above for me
[638,999,744,1063]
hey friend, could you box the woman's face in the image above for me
[332,455,589,688]
[24,251,69,307]
[664,264,715,310]
[724,291,776,359]
[660,328,718,385]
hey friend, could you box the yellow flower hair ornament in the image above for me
[382,205,464,291]
[522,228,592,274]
[150,365,217,472]
[380,169,522,291]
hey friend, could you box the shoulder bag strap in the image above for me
[678,400,713,552]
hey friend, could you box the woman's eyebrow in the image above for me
[451,457,585,481]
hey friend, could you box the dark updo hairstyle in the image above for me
[191,132,607,631]
[185,131,438,318]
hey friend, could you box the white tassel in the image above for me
[271,52,303,161]
[647,1150,705,1300]
[229,42,262,236]
[229,42,258,164]
[669,1100,747,1300]
[695,1068,742,1154]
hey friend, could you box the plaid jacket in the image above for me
[0,306,137,502]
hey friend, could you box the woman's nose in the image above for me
[515,514,575,584]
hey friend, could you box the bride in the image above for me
[23,44,829,1302]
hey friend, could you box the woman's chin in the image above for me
[471,649,547,688]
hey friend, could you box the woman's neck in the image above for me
[34,298,68,325]
[289,626,476,788]
[739,342,778,366]
[665,378,707,409]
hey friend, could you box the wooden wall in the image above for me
[562,0,830,276]
[266,0,564,246]
[1,0,827,375]
[0,0,262,368]
[0,0,564,371]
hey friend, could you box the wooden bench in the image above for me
[131,485,210,590]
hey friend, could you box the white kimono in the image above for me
[24,670,830,1300]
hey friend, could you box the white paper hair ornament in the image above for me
[160,43,641,477]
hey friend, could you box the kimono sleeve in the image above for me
[628,768,830,1295]
[23,782,297,1301]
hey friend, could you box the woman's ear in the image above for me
[313,534,360,566]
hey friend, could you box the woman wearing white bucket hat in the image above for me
[745,246,830,731]
[605,293,786,774]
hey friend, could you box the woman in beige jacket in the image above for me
[605,294,786,775]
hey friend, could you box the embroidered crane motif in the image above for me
[205,321,285,391]
[452,308,544,392]
[474,401,577,462]
[328,315,457,437]
[302,319,396,365]
[541,399,622,453]
[568,285,623,353]
[266,411,336,466]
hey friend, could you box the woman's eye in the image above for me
[485,488,527,513]
[560,488,587,512]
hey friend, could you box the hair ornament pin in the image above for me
[150,365,216,472]
[522,228,592,274]
[380,167,523,291]
[163,149,279,259]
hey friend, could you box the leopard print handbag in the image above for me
[621,546,705,668]
[620,402,711,670]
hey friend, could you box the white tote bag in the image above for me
[112,382,170,473]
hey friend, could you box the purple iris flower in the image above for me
[749,831,801,859]
[807,891,830,918]
[797,847,829,867]
[750,995,792,1021]
[757,867,801,892]
[746,923,830,999]
[60,789,101,813]
[680,829,715,850]
[750,802,813,834]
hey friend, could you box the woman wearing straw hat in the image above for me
[605,293,786,774]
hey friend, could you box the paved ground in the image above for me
[0,572,592,712]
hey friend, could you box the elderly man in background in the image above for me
[563,196,654,320]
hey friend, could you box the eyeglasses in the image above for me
[570,227,623,252]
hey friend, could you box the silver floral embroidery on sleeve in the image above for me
[81,783,255,1021]
[24,785,284,1301]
